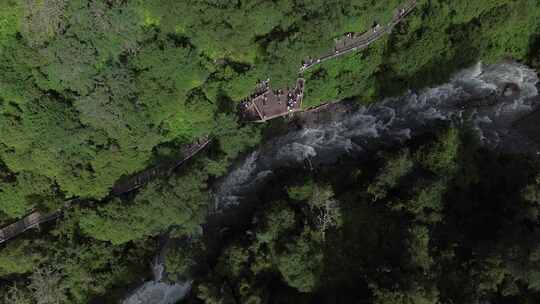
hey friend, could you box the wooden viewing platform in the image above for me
[0,0,417,246]
[299,0,417,72]
[238,78,305,122]
[111,135,212,195]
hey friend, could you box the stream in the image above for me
[214,61,540,211]
[122,61,540,303]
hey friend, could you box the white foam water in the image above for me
[122,281,192,304]
[124,62,539,304]
[213,62,540,210]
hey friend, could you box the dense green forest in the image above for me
[1,0,540,303]
[171,127,540,303]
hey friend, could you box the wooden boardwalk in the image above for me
[239,78,305,122]
[0,211,61,244]
[299,0,417,73]
[0,0,418,245]
[0,136,211,244]
[111,135,212,195]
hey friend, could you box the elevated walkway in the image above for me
[300,0,417,72]
[112,136,212,195]
[0,210,60,244]
[0,137,211,244]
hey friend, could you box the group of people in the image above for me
[286,90,301,112]
[372,23,381,33]
[239,79,271,110]
[303,20,386,69]
[256,78,271,93]
[301,58,321,69]
[238,81,303,119]
[299,3,414,72]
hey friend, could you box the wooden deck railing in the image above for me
[0,211,61,244]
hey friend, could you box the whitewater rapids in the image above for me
[122,61,540,303]
[213,62,540,210]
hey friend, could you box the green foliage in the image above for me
[0,239,43,276]
[406,225,433,271]
[276,229,323,293]
[0,172,54,217]
[1,0,540,302]
[372,283,439,304]
[79,165,208,245]
[165,239,205,282]
[54,242,139,302]
[287,178,315,201]
[2,284,32,304]
[133,40,210,135]
[255,202,296,245]
[218,244,251,278]
[212,114,262,160]
[392,180,447,223]
[523,175,540,205]
[196,281,235,304]
[416,128,460,176]
[5,207,156,303]
[367,150,414,201]
[205,114,262,176]
[0,36,42,104]
[28,267,68,304]
[0,0,22,46]
[20,0,67,47]
[39,37,99,96]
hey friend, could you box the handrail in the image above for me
[0,0,418,245]
[242,78,305,123]
[0,210,61,244]
[111,136,212,195]
[0,137,212,244]
[300,0,417,72]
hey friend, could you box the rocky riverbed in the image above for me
[213,61,540,211]
[123,61,540,303]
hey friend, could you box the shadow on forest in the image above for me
[375,14,482,98]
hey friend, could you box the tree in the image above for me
[38,37,98,96]
[371,282,439,304]
[20,0,67,47]
[2,284,32,304]
[165,239,206,282]
[79,163,209,244]
[205,114,261,177]
[0,0,22,46]
[416,128,460,176]
[254,202,296,245]
[0,239,44,276]
[0,171,55,217]
[276,229,323,293]
[393,180,446,223]
[28,267,68,304]
[311,185,341,235]
[367,150,414,201]
[406,225,433,271]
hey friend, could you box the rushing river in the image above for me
[122,61,540,303]
[213,61,540,210]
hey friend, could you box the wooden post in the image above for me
[251,101,265,122]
